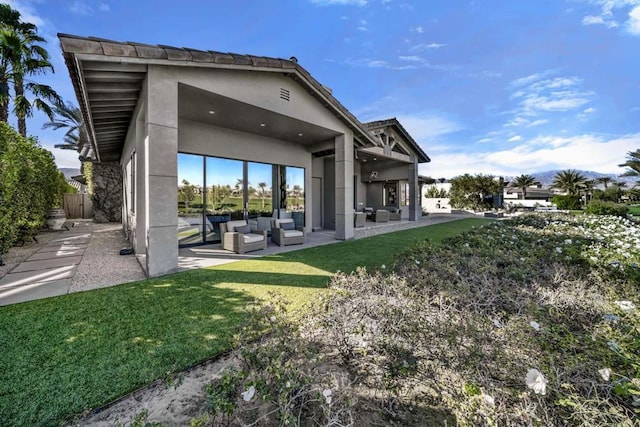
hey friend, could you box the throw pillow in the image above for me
[235,224,251,234]
[281,221,295,230]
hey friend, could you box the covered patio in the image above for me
[178,212,476,269]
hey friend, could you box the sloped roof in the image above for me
[364,118,430,163]
[59,34,429,164]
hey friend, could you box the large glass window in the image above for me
[177,153,204,246]
[178,153,304,247]
[205,157,243,242]
[285,166,305,227]
[247,162,273,218]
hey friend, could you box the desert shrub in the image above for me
[585,200,629,216]
[217,214,640,425]
[204,294,355,426]
[552,194,581,210]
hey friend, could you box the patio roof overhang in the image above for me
[58,34,382,163]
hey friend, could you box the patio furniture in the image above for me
[271,218,305,247]
[220,220,267,254]
[389,208,401,221]
[354,212,366,228]
[248,209,292,234]
[373,209,389,222]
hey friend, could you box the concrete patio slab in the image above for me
[27,249,85,261]
[0,279,71,306]
[38,244,88,253]
[11,256,83,273]
[0,265,76,290]
[44,235,91,246]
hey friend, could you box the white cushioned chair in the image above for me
[248,209,292,234]
[220,220,267,254]
[270,218,304,247]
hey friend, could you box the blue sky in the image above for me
[6,0,640,179]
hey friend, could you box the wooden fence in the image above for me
[63,193,94,219]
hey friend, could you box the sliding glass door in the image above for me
[177,153,204,246]
[178,153,304,247]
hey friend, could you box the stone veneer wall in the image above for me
[92,162,122,223]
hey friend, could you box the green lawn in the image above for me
[629,204,640,216]
[0,218,488,426]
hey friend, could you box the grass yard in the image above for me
[629,204,640,216]
[0,218,488,426]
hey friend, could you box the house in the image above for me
[59,34,431,277]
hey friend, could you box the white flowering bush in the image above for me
[204,214,640,425]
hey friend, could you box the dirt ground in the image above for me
[72,353,237,426]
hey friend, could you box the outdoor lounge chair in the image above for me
[248,209,292,234]
[389,209,401,221]
[271,218,305,247]
[354,212,366,228]
[373,209,389,222]
[220,220,267,254]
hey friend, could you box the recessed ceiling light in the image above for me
[208,110,215,115]
[260,123,266,127]
[373,157,377,160]
[298,133,303,136]
[363,159,367,162]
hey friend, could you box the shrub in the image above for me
[552,194,581,210]
[585,200,629,216]
[219,214,640,425]
[0,123,63,256]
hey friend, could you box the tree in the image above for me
[509,174,539,200]
[257,181,268,209]
[43,101,84,149]
[619,149,640,181]
[597,176,613,189]
[0,5,61,136]
[449,173,502,211]
[552,169,587,195]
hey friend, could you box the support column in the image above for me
[409,159,420,221]
[144,66,179,277]
[335,133,354,240]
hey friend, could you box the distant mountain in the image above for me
[59,168,81,180]
[507,170,637,188]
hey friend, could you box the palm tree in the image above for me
[0,4,60,136]
[619,149,640,181]
[597,176,613,189]
[257,182,268,209]
[552,169,587,195]
[509,174,540,200]
[43,101,84,149]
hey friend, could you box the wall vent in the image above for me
[280,88,290,101]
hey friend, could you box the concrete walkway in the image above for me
[0,213,480,307]
[0,229,89,306]
[0,221,146,307]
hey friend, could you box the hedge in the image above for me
[552,194,581,210]
[585,200,629,217]
[0,123,68,257]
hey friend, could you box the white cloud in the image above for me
[311,0,367,6]
[411,26,424,33]
[420,133,640,178]
[40,140,82,169]
[508,135,522,142]
[530,119,549,126]
[70,1,92,15]
[99,3,110,12]
[5,0,44,26]
[396,113,464,142]
[398,55,423,62]
[410,42,446,51]
[580,0,640,35]
[628,5,640,34]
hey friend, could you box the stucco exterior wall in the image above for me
[178,68,347,133]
